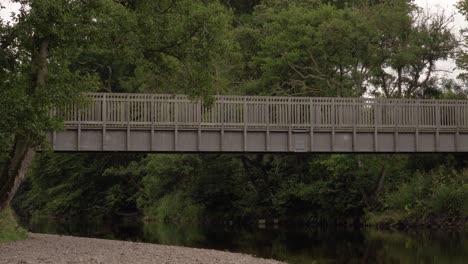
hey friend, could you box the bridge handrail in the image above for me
[53,93,468,130]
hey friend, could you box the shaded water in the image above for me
[21,217,468,264]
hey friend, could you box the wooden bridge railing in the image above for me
[53,93,468,131]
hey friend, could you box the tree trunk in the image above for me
[371,155,391,205]
[374,160,387,198]
[0,135,35,210]
[0,37,49,210]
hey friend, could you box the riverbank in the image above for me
[0,233,284,264]
[0,207,27,242]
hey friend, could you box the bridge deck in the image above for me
[49,93,468,152]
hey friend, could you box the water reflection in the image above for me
[22,217,468,264]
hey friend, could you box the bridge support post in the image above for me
[352,127,356,152]
[196,99,202,152]
[415,128,419,152]
[394,101,399,152]
[77,106,81,151]
[174,96,179,152]
[126,95,130,151]
[331,98,335,152]
[197,127,202,152]
[287,98,292,152]
[456,104,460,152]
[415,101,420,152]
[309,98,314,152]
[52,131,56,150]
[102,94,107,151]
[374,100,378,152]
[436,102,440,152]
[352,99,356,152]
[151,123,155,152]
[150,95,155,152]
[220,97,224,152]
[266,98,270,152]
[243,98,247,152]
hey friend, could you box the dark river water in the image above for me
[20,217,468,264]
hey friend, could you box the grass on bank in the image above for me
[0,207,28,242]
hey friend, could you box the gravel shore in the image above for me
[0,233,285,264]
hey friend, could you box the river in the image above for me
[20,217,468,264]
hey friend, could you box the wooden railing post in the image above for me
[352,98,356,152]
[456,101,460,151]
[394,99,399,152]
[374,99,378,152]
[174,96,179,151]
[415,100,420,152]
[77,101,81,151]
[435,101,440,151]
[288,97,292,151]
[331,98,335,151]
[197,98,202,152]
[102,94,107,151]
[309,98,314,152]
[150,95,155,151]
[126,94,130,151]
[243,97,247,152]
[266,97,270,152]
[220,97,224,151]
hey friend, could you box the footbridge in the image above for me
[49,93,468,153]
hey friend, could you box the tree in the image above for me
[232,0,457,98]
[0,0,101,210]
[0,0,233,210]
[252,4,376,96]
[368,2,458,98]
[457,0,468,88]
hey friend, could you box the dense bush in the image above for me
[369,167,468,227]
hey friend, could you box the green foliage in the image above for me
[457,0,468,84]
[230,0,457,97]
[0,0,107,152]
[253,4,376,96]
[374,167,468,226]
[0,0,234,155]
[137,154,245,222]
[16,151,468,227]
[144,192,204,224]
[0,207,28,242]
[8,0,468,230]
[136,153,410,224]
[91,0,235,96]
[13,153,144,218]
